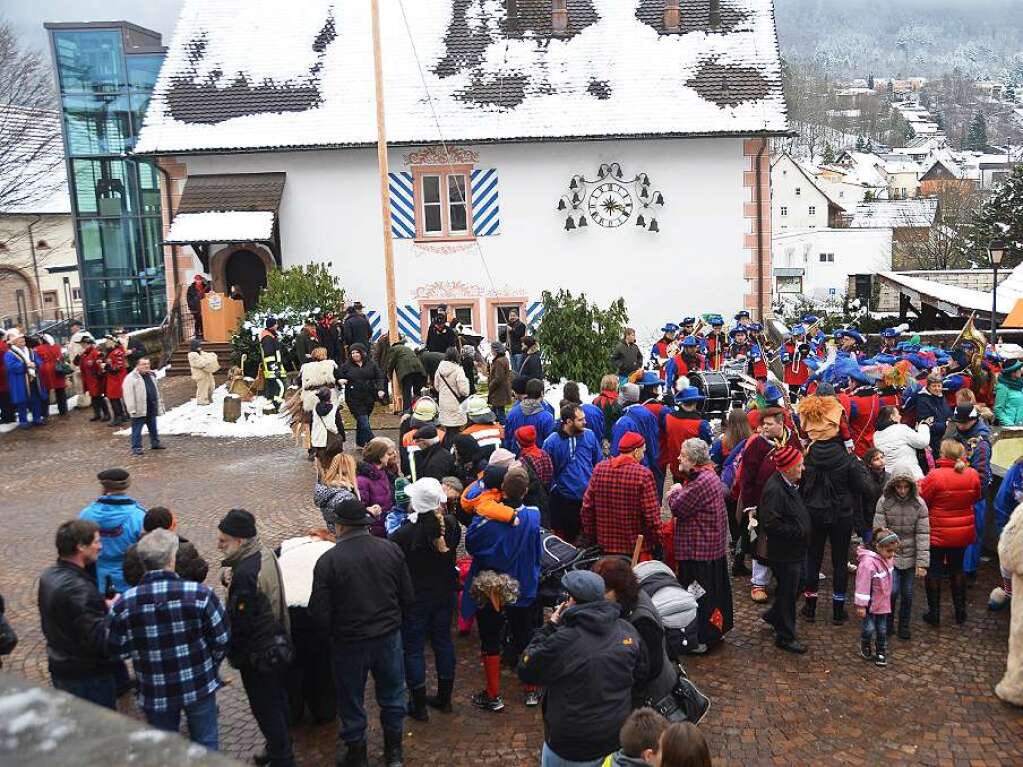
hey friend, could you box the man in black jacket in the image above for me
[37,519,119,708]
[425,306,458,353]
[411,424,455,481]
[518,570,645,766]
[309,498,414,767]
[342,303,372,349]
[217,509,294,767]
[757,446,812,654]
[501,309,528,373]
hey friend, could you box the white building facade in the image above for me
[135,0,788,344]
[771,154,834,232]
[772,227,892,301]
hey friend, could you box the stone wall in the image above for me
[873,270,1012,313]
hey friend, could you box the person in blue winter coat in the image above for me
[78,468,146,594]
[914,374,952,456]
[610,385,661,473]
[542,404,602,543]
[990,457,1023,612]
[462,467,543,711]
[503,378,556,453]
[4,330,48,428]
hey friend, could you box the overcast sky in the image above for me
[5,0,184,53]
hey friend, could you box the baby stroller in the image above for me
[634,560,700,659]
[537,529,603,608]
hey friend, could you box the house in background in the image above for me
[771,154,846,232]
[918,159,977,198]
[845,197,939,269]
[0,107,81,331]
[773,227,892,302]
[133,0,788,343]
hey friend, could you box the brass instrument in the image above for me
[954,313,988,381]
[692,317,707,338]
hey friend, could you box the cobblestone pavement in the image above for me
[2,376,1022,766]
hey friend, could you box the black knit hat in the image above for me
[265,317,278,330]
[97,468,130,491]
[332,497,373,527]
[218,508,257,539]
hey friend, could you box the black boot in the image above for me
[99,398,111,421]
[922,577,940,626]
[383,730,404,767]
[800,596,817,622]
[427,677,454,713]
[897,616,911,641]
[874,633,888,667]
[409,685,429,722]
[859,636,874,661]
[951,573,967,624]
[832,600,848,625]
[108,399,125,426]
[90,399,103,422]
[338,741,368,767]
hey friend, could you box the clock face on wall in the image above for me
[587,182,634,227]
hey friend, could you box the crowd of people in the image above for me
[3,305,1023,767]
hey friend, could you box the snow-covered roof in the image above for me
[879,156,921,175]
[0,106,71,215]
[878,262,1023,316]
[164,211,275,243]
[848,198,938,229]
[135,0,788,155]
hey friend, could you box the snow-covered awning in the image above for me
[877,265,1023,317]
[164,210,275,244]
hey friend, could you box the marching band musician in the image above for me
[704,315,727,371]
[747,323,770,381]
[664,336,705,393]
[802,315,828,357]
[879,327,901,355]
[679,317,697,340]
[651,323,679,381]
[733,310,752,332]
[781,326,812,399]
[728,326,753,362]
[834,329,866,361]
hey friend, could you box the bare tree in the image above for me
[895,182,982,270]
[0,19,63,215]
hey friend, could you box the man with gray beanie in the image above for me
[216,509,294,767]
[518,569,646,766]
[108,528,230,750]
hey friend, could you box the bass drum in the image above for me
[688,372,731,415]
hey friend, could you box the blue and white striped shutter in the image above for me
[526,301,545,329]
[471,168,500,236]
[388,172,415,239]
[366,310,383,341]
[397,304,422,345]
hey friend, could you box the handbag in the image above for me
[248,631,294,674]
[55,360,74,377]
[439,372,468,404]
[649,668,711,724]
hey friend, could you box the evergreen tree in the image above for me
[856,135,866,151]
[822,143,836,164]
[867,74,875,89]
[968,165,1023,269]
[966,111,989,151]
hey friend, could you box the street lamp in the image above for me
[989,240,1006,344]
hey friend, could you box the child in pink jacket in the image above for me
[855,528,900,667]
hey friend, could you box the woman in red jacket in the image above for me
[919,439,982,626]
[34,334,69,416]
[103,340,129,426]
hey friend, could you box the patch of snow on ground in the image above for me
[115,385,291,439]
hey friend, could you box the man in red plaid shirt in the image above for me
[579,431,661,557]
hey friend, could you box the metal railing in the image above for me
[0,306,83,344]
[158,293,197,367]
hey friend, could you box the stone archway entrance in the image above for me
[224,250,268,310]
[0,267,38,327]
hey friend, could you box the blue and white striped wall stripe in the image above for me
[471,168,500,237]
[388,172,416,239]
[366,310,383,342]
[526,301,545,329]
[397,304,422,345]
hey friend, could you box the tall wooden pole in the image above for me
[371,0,399,345]
[370,0,402,411]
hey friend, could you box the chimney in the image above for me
[709,0,721,27]
[552,0,568,35]
[664,1,680,32]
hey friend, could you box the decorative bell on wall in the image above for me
[649,218,660,233]
[636,214,646,227]
[578,215,588,227]
[565,217,576,231]
[654,192,664,205]
[558,198,567,211]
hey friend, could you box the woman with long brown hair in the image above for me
[657,722,712,767]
